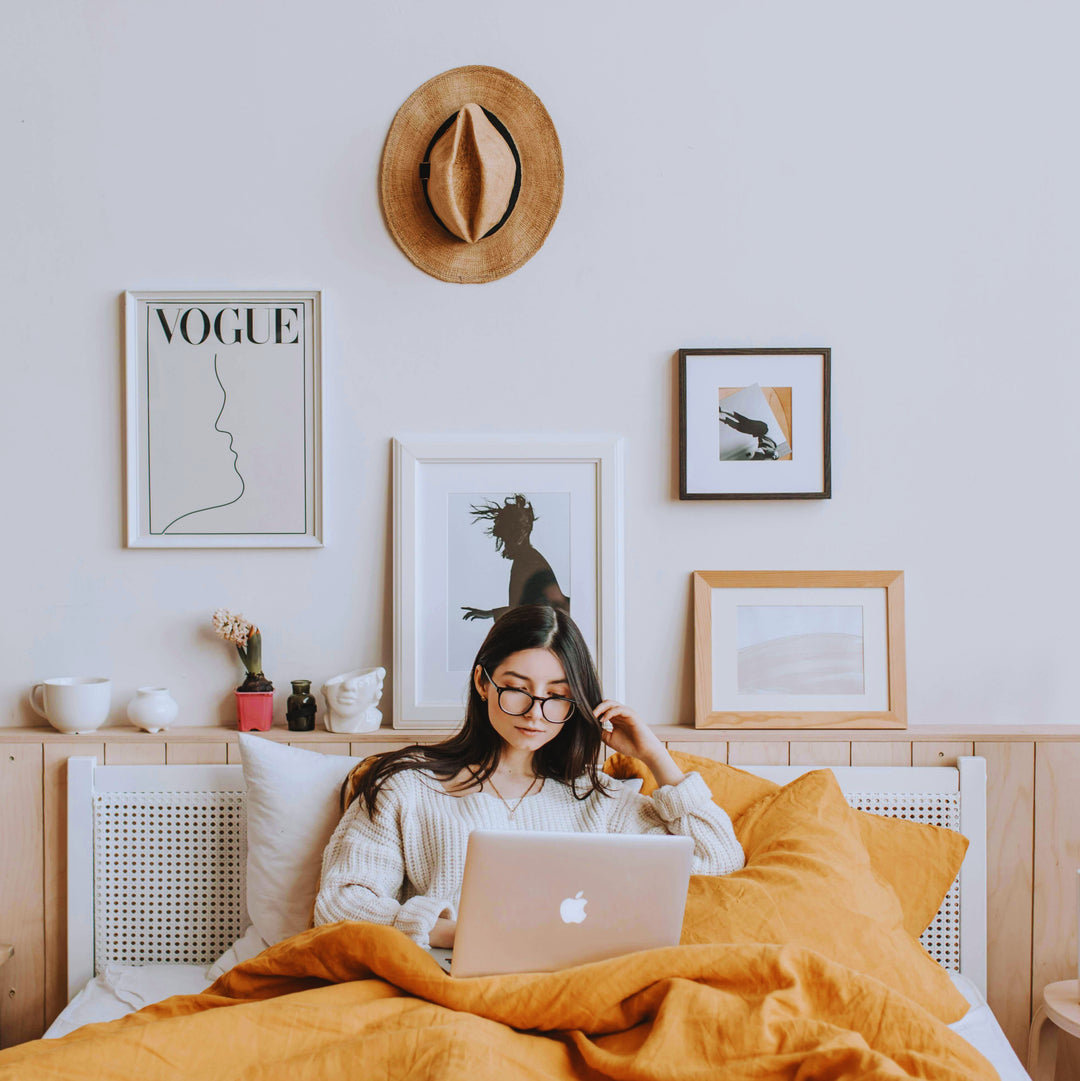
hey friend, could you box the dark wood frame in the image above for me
[678,347,831,500]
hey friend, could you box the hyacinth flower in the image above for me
[212,608,273,692]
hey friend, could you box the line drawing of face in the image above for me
[150,352,245,532]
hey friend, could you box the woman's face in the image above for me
[474,648,571,756]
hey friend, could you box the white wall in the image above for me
[2,0,1077,729]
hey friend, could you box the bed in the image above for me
[24,748,1030,1079]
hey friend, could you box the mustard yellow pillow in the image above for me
[604,751,968,938]
[676,768,970,1023]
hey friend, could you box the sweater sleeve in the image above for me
[312,784,453,947]
[606,771,745,875]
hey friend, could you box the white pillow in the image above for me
[209,734,362,975]
[206,924,269,980]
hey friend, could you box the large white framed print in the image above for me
[124,291,322,547]
[394,436,624,729]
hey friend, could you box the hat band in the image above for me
[419,107,522,241]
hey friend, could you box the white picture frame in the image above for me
[393,435,625,729]
[124,290,322,547]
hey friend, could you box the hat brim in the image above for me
[380,66,563,284]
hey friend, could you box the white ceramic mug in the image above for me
[29,677,112,733]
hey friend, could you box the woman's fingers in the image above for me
[593,699,628,719]
[593,700,634,721]
[593,701,641,736]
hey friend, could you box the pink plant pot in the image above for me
[235,691,274,731]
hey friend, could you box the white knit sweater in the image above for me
[313,768,744,947]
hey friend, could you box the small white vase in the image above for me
[126,687,179,733]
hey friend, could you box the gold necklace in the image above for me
[484,773,542,817]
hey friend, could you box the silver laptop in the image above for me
[435,829,694,978]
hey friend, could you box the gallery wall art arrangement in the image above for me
[26,61,922,737]
[117,69,856,731]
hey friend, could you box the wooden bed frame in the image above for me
[64,755,989,1001]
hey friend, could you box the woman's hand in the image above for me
[593,701,685,787]
[429,918,456,949]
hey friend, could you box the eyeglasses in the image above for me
[481,668,576,724]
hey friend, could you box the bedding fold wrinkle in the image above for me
[0,921,997,1080]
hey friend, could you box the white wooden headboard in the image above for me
[65,755,987,1000]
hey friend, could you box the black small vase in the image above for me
[286,679,317,732]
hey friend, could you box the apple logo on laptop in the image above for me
[559,890,588,924]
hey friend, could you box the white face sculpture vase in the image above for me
[321,667,386,733]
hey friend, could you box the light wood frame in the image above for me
[693,570,906,729]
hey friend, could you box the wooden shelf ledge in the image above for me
[1,723,1080,743]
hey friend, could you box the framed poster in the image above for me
[393,436,624,729]
[679,348,830,499]
[124,291,322,547]
[692,570,905,729]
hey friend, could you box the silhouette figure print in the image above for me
[461,494,570,623]
[719,407,770,439]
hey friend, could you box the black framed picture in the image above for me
[678,348,831,500]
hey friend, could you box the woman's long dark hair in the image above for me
[343,605,608,816]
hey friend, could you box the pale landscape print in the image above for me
[736,605,865,695]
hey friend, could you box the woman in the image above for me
[314,605,744,950]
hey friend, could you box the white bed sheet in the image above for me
[43,963,1031,1079]
[44,963,213,1040]
[948,972,1030,1081]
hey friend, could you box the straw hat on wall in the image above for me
[380,66,563,284]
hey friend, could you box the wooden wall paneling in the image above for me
[349,742,411,759]
[976,741,1034,1062]
[912,742,974,767]
[165,742,227,765]
[293,742,350,756]
[727,742,789,766]
[850,742,912,766]
[0,743,44,1048]
[665,742,728,763]
[1033,742,1080,1081]
[789,742,850,766]
[104,742,165,765]
[42,741,103,1032]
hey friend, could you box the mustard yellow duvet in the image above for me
[0,921,996,1080]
